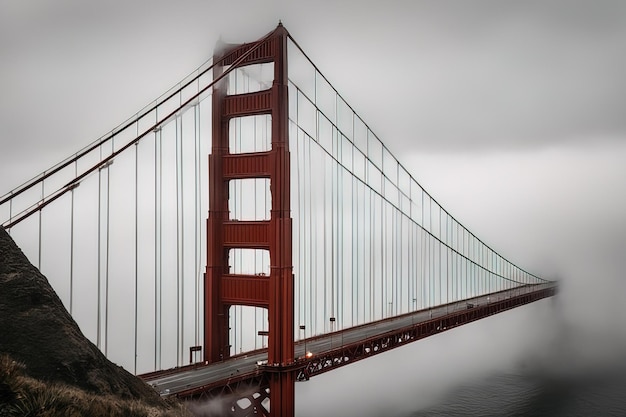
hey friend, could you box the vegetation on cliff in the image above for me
[0,227,189,416]
[0,354,189,417]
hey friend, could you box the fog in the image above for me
[2,0,626,415]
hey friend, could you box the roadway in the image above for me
[143,282,555,396]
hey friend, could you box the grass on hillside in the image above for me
[0,354,191,417]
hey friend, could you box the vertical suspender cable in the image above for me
[8,193,12,235]
[176,108,184,366]
[134,121,139,375]
[446,215,450,309]
[302,127,308,334]
[374,184,377,319]
[104,138,112,357]
[415,217,419,310]
[380,190,387,318]
[466,239,469,298]
[313,74,319,334]
[295,99,302,336]
[404,212,408,314]
[312,71,318,336]
[159,126,164,369]
[428,198,432,309]
[464,229,467,297]
[153,126,158,371]
[398,202,402,314]
[467,230,470,297]
[455,223,458,300]
[473,236,477,296]
[392,195,395,316]
[477,240,481,294]
[393,205,397,316]
[472,237,476,296]
[38,176,43,270]
[424,199,429,309]
[298,116,303,337]
[410,190,421,311]
[351,121,356,326]
[70,160,76,315]
[194,104,199,350]
[362,181,366,321]
[474,237,477,296]
[329,130,334,330]
[351,147,355,325]
[439,205,442,306]
[469,234,472,296]
[420,190,424,310]
[481,244,484,294]
[97,149,102,350]
[400,184,403,314]
[309,130,315,334]
[408,211,412,311]
[369,188,373,321]
[175,112,180,365]
[494,253,497,292]
[330,141,334,331]
[323,147,328,331]
[411,211,422,310]
[302,130,307,335]
[338,148,343,329]
[154,123,162,371]
[457,222,460,301]
[488,249,491,295]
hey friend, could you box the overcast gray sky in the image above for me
[2,0,625,413]
[2,0,624,276]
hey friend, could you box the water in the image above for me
[411,366,626,417]
[296,295,626,417]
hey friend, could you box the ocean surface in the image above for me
[410,366,626,417]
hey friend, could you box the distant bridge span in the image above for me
[143,283,555,410]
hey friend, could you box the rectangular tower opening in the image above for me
[229,178,271,221]
[225,62,274,95]
[228,248,270,276]
[229,115,272,154]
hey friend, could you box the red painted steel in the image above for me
[181,371,271,417]
[223,152,271,179]
[149,285,556,412]
[205,23,295,416]
[296,286,557,381]
[205,47,228,363]
[223,221,270,248]
[222,38,276,66]
[221,274,270,307]
[223,90,273,117]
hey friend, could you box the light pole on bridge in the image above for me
[299,324,306,358]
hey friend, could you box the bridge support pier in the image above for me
[269,371,295,416]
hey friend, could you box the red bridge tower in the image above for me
[205,24,295,416]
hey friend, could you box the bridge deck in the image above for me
[142,282,556,398]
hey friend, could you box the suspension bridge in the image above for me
[0,24,556,416]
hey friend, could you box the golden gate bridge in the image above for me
[0,24,556,416]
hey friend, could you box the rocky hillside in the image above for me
[0,227,188,416]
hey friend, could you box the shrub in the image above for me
[0,354,191,417]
